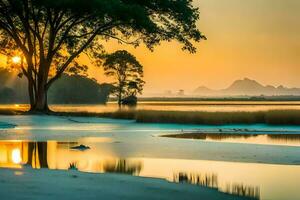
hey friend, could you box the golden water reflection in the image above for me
[162,133,300,147]
[0,140,299,200]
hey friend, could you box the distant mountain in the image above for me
[193,86,214,94]
[194,78,300,96]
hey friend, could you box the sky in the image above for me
[1,0,299,96]
[88,0,300,95]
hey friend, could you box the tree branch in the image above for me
[46,22,119,88]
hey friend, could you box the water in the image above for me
[0,115,300,199]
[3,101,300,112]
[0,140,299,200]
[161,132,300,147]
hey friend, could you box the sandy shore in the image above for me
[0,167,251,200]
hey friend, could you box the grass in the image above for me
[54,109,300,125]
[53,109,136,119]
[1,108,300,125]
[161,132,300,141]
[135,110,266,125]
[264,110,300,125]
[136,110,300,125]
[160,133,258,140]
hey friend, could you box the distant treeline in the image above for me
[0,69,113,104]
[48,75,113,104]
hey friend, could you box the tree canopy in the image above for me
[0,0,205,112]
[103,50,144,107]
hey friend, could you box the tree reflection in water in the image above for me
[174,172,218,188]
[225,183,260,199]
[0,140,261,199]
[173,172,260,199]
[103,159,143,175]
[27,142,48,168]
[163,132,300,147]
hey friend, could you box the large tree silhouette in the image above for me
[0,0,205,112]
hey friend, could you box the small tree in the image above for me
[103,50,145,108]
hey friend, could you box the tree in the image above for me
[103,50,144,107]
[48,74,113,104]
[0,0,206,112]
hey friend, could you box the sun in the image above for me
[12,56,21,64]
[12,148,22,164]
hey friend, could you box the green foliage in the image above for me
[103,50,145,105]
[0,0,204,81]
[48,74,113,104]
[33,0,205,52]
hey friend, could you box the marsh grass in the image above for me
[53,109,136,119]
[135,110,266,125]
[134,110,300,125]
[264,110,300,125]
[110,110,300,125]
[54,109,300,125]
[1,108,300,125]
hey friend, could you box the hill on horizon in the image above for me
[194,78,300,96]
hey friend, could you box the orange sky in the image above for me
[1,0,299,96]
[88,0,300,95]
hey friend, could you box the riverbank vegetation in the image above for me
[11,109,300,125]
[132,110,300,125]
[1,108,300,125]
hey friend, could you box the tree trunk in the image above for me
[37,142,48,168]
[32,87,49,112]
[27,142,34,166]
[118,88,122,109]
[28,63,50,113]
[28,82,49,113]
[27,142,48,168]
[27,79,35,109]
